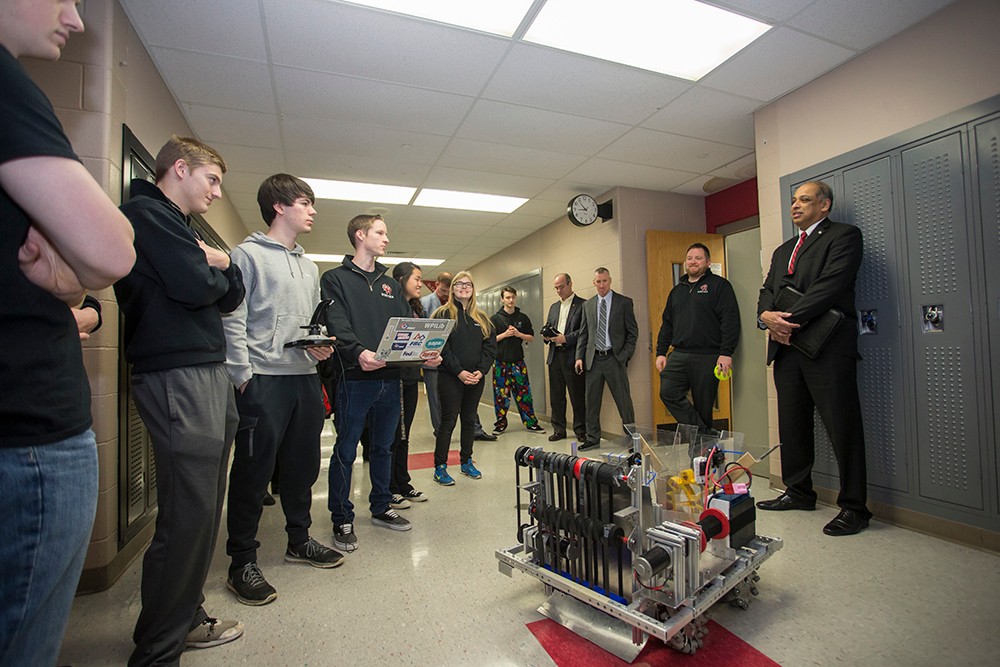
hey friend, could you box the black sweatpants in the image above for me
[226,374,325,569]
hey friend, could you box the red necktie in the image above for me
[787,231,807,274]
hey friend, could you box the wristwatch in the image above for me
[757,316,767,330]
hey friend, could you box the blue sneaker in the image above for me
[434,465,455,486]
[461,460,482,480]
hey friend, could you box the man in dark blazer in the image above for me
[575,268,638,451]
[756,180,871,537]
[542,273,586,442]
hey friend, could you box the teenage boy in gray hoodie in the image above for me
[223,174,342,607]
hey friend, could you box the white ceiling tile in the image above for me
[670,175,716,197]
[787,0,956,50]
[207,143,287,176]
[458,100,630,154]
[568,158,699,192]
[438,139,586,180]
[181,105,282,148]
[282,116,449,164]
[150,48,275,114]
[642,87,760,147]
[483,43,691,125]
[263,0,509,95]
[120,0,267,60]
[219,171,275,196]
[273,67,474,135]
[285,152,432,186]
[599,128,751,173]
[699,27,857,101]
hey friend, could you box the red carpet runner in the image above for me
[527,618,778,666]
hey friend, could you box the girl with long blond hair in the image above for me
[430,271,497,484]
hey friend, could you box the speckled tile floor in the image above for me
[59,395,1000,666]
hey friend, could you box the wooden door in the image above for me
[646,231,731,430]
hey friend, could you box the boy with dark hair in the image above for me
[491,286,544,434]
[223,174,342,607]
[115,135,245,665]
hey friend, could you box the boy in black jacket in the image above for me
[321,214,441,553]
[115,136,245,666]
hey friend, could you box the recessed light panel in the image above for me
[524,0,771,81]
[414,189,528,213]
[303,178,416,205]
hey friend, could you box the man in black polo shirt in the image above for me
[0,3,135,665]
[654,243,741,433]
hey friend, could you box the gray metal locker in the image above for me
[844,157,909,493]
[974,115,1000,514]
[901,132,984,510]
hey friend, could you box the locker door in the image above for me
[974,115,1000,513]
[843,157,908,492]
[901,132,984,509]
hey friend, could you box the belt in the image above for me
[595,349,613,357]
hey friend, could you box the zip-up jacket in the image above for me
[655,268,740,357]
[223,231,320,387]
[115,178,245,373]
[321,255,409,381]
[436,302,497,377]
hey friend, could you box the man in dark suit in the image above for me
[575,268,638,451]
[542,273,586,442]
[756,180,871,537]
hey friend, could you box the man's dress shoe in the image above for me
[823,509,870,536]
[577,441,599,451]
[756,493,816,511]
[474,432,497,442]
[548,432,567,442]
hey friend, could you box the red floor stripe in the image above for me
[527,618,778,666]
[408,449,460,470]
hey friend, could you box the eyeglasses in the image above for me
[453,281,474,289]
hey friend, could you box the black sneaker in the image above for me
[525,423,545,433]
[402,489,428,502]
[372,509,412,531]
[285,538,344,568]
[227,562,277,606]
[333,523,358,553]
[492,421,507,435]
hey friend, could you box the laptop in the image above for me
[373,317,455,365]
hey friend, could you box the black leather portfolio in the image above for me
[773,286,845,359]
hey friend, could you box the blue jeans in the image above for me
[328,379,401,524]
[0,430,98,667]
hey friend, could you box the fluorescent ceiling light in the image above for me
[306,253,444,267]
[524,0,771,81]
[414,189,528,213]
[342,0,535,37]
[303,178,416,205]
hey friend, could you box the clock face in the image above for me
[568,194,599,227]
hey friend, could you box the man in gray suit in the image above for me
[575,268,638,451]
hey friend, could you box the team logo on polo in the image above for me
[699,285,709,293]
[381,283,394,298]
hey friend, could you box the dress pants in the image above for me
[584,352,634,448]
[548,348,586,440]
[773,346,870,515]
